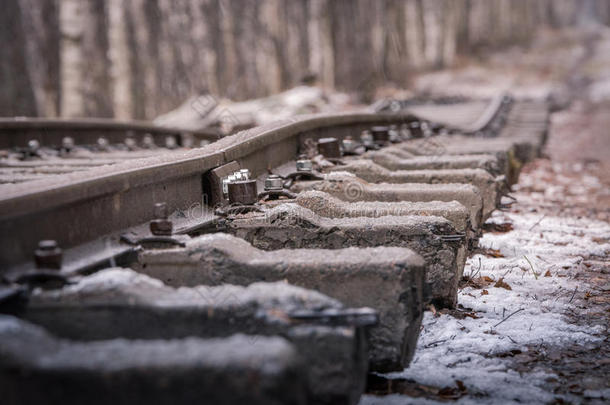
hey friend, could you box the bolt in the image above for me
[409,121,423,138]
[28,139,40,152]
[154,202,168,219]
[61,137,74,152]
[165,136,177,149]
[97,137,109,150]
[317,137,342,159]
[125,136,137,150]
[239,169,250,180]
[264,174,284,191]
[142,134,155,149]
[388,125,400,143]
[150,202,173,236]
[342,137,358,153]
[34,240,62,270]
[222,178,231,196]
[296,159,313,172]
[181,134,194,148]
[360,130,374,146]
[400,123,410,139]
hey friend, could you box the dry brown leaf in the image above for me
[481,289,489,295]
[465,276,495,289]
[483,222,514,233]
[494,277,512,290]
[544,269,552,277]
[485,248,505,258]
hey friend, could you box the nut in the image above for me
[228,179,258,205]
[61,137,74,151]
[97,137,109,150]
[371,126,390,144]
[239,169,250,180]
[150,202,173,236]
[409,121,423,138]
[264,175,284,191]
[296,159,313,172]
[28,139,40,152]
[360,130,374,146]
[125,136,137,150]
[165,136,177,149]
[142,134,155,148]
[317,137,342,159]
[388,125,400,143]
[34,240,62,270]
[342,137,358,153]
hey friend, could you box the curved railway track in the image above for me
[0,94,550,405]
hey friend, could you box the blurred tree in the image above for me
[3,0,609,119]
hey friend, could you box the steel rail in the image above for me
[0,111,427,270]
[0,117,220,149]
[0,96,507,271]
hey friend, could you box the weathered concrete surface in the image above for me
[290,172,484,229]
[23,268,366,405]
[225,204,463,307]
[293,190,471,234]
[292,190,475,289]
[328,160,504,219]
[390,136,531,184]
[0,315,305,405]
[135,233,426,372]
[364,151,506,178]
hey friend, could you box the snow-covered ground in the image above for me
[360,166,610,404]
[360,24,610,405]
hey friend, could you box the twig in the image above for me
[524,255,539,279]
[528,214,546,231]
[493,308,524,328]
[424,335,455,348]
[568,286,578,304]
[471,257,482,279]
[424,338,448,348]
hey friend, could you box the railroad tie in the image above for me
[135,233,427,373]
[22,268,374,405]
[0,315,305,405]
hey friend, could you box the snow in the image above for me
[360,185,610,404]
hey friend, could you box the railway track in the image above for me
[0,94,549,404]
[0,118,219,184]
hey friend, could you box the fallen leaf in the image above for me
[544,269,552,277]
[483,248,505,258]
[481,289,489,295]
[483,222,514,233]
[455,380,467,392]
[494,277,512,290]
[461,275,495,289]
